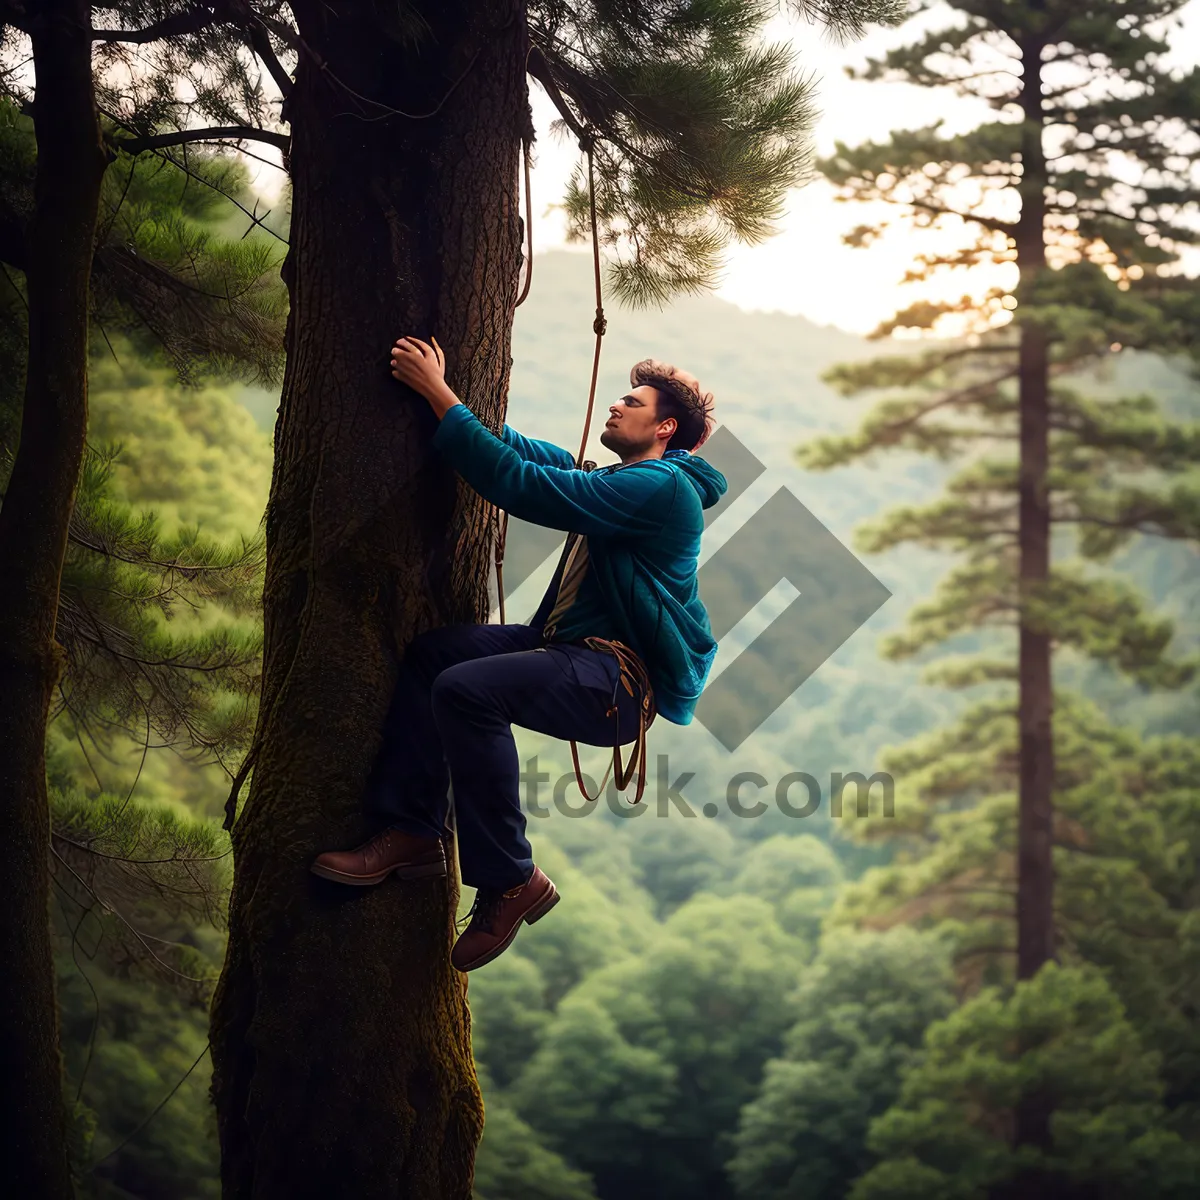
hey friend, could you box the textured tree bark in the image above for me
[1009,28,1056,1197]
[1014,33,1055,992]
[0,0,107,1193]
[208,2,529,1195]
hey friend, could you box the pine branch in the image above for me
[111,124,288,154]
[786,1,908,42]
[234,4,294,99]
[96,107,288,245]
[91,6,224,46]
[526,0,859,305]
[527,43,590,146]
[909,199,1016,236]
[49,845,220,986]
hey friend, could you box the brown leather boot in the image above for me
[310,828,446,886]
[451,865,560,972]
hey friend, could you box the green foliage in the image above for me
[93,151,287,384]
[530,0,904,304]
[473,1083,599,1200]
[729,929,957,1200]
[86,351,274,538]
[0,63,277,1195]
[825,1,1200,283]
[59,969,219,1200]
[791,4,1200,1194]
[488,840,657,1006]
[38,345,267,1192]
[0,98,278,806]
[721,833,844,940]
[49,781,229,1197]
[51,784,232,938]
[55,433,263,765]
[86,9,276,132]
[833,690,1200,1134]
[800,0,1200,965]
[623,814,740,916]
[508,893,805,1197]
[469,956,554,1091]
[0,106,286,410]
[850,965,1200,1200]
[507,992,679,1173]
[726,832,843,899]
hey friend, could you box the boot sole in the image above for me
[454,885,560,973]
[309,858,447,886]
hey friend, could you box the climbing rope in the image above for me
[496,137,535,623]
[576,135,608,469]
[495,131,606,624]
[493,134,653,804]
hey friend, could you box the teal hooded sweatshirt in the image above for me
[431,403,728,725]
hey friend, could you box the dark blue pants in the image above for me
[363,624,644,890]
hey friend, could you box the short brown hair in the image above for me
[629,359,716,452]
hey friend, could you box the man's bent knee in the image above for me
[429,661,480,715]
[403,624,474,681]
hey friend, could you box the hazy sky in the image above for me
[517,0,1200,333]
[245,1,1200,335]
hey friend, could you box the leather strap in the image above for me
[569,637,656,805]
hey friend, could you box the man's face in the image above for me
[599,385,673,456]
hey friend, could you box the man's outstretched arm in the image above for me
[434,405,678,537]
[388,335,676,538]
[388,334,575,469]
[500,424,577,470]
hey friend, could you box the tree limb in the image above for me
[232,3,294,99]
[96,105,289,244]
[910,199,1017,235]
[526,43,591,146]
[111,124,289,154]
[93,4,293,99]
[92,5,222,45]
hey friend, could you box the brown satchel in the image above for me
[568,636,656,805]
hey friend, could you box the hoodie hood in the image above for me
[664,448,728,510]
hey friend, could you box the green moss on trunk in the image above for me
[209,2,530,1194]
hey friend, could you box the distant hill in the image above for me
[508,250,877,457]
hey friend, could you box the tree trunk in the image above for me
[0,0,107,1194]
[1014,33,1055,991]
[1009,27,1056,1196]
[208,2,529,1195]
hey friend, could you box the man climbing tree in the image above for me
[0,0,902,1191]
[204,3,903,1195]
[311,336,725,972]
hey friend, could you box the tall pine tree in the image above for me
[799,0,1200,1188]
[0,5,108,1193]
[0,65,283,1195]
[206,4,904,1193]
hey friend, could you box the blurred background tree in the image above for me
[794,1,1200,1194]
[0,80,283,1190]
